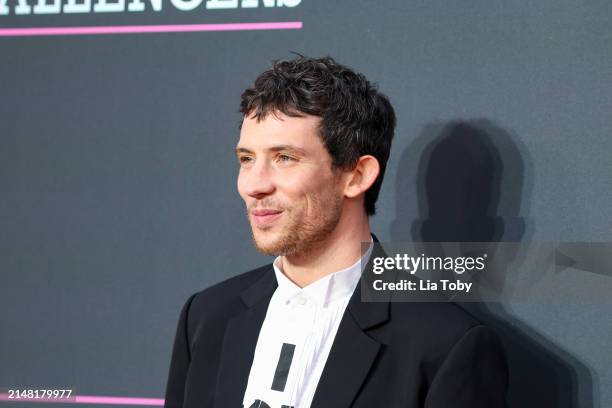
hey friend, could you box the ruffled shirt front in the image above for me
[242,241,374,408]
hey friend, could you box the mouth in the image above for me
[250,209,284,228]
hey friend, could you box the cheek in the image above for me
[273,180,310,214]
[277,167,339,211]
[303,177,339,214]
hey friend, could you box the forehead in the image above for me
[238,112,323,150]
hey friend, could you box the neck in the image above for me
[280,207,372,288]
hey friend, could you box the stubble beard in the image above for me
[249,193,343,257]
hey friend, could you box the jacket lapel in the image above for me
[213,267,277,408]
[214,235,390,408]
[311,238,391,408]
[309,297,386,408]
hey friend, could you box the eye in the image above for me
[277,154,295,162]
[238,155,254,165]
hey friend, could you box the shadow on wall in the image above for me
[390,120,595,408]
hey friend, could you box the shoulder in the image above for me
[193,264,272,305]
[385,303,509,403]
[385,301,497,357]
[192,264,272,306]
[390,301,481,334]
[180,264,273,332]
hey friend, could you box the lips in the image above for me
[250,208,283,228]
[252,209,282,216]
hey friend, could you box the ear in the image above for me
[343,155,380,199]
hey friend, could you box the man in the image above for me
[164,56,508,408]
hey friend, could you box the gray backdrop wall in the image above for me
[1,1,611,407]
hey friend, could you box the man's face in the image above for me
[236,112,345,256]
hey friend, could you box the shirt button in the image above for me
[296,295,307,305]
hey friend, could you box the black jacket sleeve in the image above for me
[164,294,197,408]
[425,325,509,408]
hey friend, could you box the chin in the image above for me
[251,230,285,256]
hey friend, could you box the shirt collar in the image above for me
[272,238,374,307]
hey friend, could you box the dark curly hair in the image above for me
[240,55,396,216]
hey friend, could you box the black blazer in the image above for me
[164,249,508,408]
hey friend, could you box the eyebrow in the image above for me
[235,145,308,156]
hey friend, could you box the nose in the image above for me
[239,160,275,200]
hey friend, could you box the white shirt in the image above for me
[242,241,374,408]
